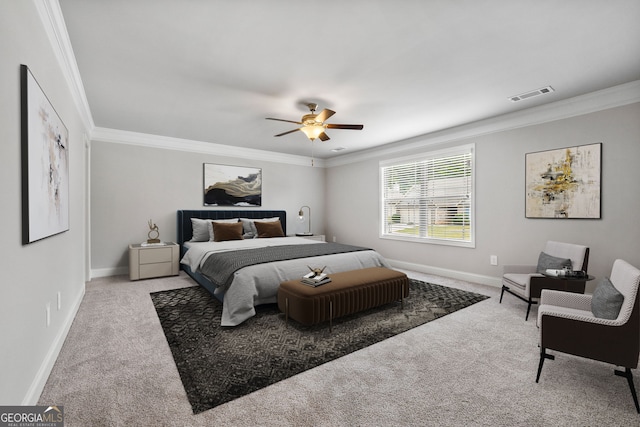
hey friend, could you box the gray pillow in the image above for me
[536,252,573,274]
[591,277,624,320]
[190,218,211,242]
[239,218,256,238]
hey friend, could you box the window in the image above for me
[380,144,474,247]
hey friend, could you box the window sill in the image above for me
[379,233,475,248]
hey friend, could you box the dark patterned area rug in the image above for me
[150,279,489,414]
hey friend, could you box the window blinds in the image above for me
[381,146,473,245]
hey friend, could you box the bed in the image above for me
[177,210,391,326]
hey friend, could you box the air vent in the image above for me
[331,147,346,152]
[509,86,555,102]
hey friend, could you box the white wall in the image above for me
[90,140,326,275]
[325,102,640,289]
[0,1,88,404]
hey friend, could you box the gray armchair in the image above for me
[500,241,590,320]
[535,259,640,413]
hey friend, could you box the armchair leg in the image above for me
[526,301,532,321]
[614,368,640,414]
[500,285,537,320]
[536,348,554,383]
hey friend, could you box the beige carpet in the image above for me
[39,270,639,426]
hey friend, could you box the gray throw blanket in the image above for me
[199,243,372,290]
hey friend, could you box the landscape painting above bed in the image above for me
[203,163,261,206]
[177,210,391,326]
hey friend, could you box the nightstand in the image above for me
[300,234,325,242]
[129,242,179,281]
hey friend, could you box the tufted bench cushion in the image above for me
[277,267,409,329]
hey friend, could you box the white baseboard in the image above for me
[22,282,86,405]
[387,259,502,288]
[91,266,128,278]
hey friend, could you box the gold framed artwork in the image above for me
[525,143,602,219]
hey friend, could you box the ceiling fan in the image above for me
[266,103,364,141]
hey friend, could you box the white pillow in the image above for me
[239,217,280,239]
[208,218,240,241]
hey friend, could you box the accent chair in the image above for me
[535,259,640,413]
[500,241,590,320]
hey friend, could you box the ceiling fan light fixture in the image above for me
[300,125,325,141]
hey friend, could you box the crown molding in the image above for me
[326,80,640,168]
[92,127,323,167]
[35,0,94,132]
[93,78,638,169]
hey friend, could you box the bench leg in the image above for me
[329,300,333,333]
[285,297,289,326]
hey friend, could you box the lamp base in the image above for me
[295,232,314,236]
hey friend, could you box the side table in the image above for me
[533,273,596,298]
[299,234,326,242]
[129,242,179,281]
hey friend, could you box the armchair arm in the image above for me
[539,289,592,311]
[538,290,624,328]
[503,265,537,275]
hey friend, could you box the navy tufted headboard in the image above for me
[176,210,287,247]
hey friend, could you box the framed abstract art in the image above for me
[525,143,602,219]
[203,163,262,206]
[21,65,70,244]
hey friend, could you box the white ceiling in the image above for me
[59,0,640,159]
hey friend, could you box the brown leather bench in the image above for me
[277,267,409,331]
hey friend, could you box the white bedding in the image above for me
[180,237,390,326]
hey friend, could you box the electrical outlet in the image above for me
[490,255,498,266]
[57,292,61,310]
[46,303,51,327]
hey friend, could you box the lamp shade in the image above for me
[300,125,324,141]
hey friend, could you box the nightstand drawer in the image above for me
[140,262,173,279]
[139,247,173,264]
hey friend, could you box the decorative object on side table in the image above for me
[21,64,70,244]
[296,205,312,236]
[147,219,161,244]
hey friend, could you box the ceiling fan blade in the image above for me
[325,124,364,130]
[318,132,330,141]
[315,108,336,123]
[274,128,301,137]
[266,118,302,125]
